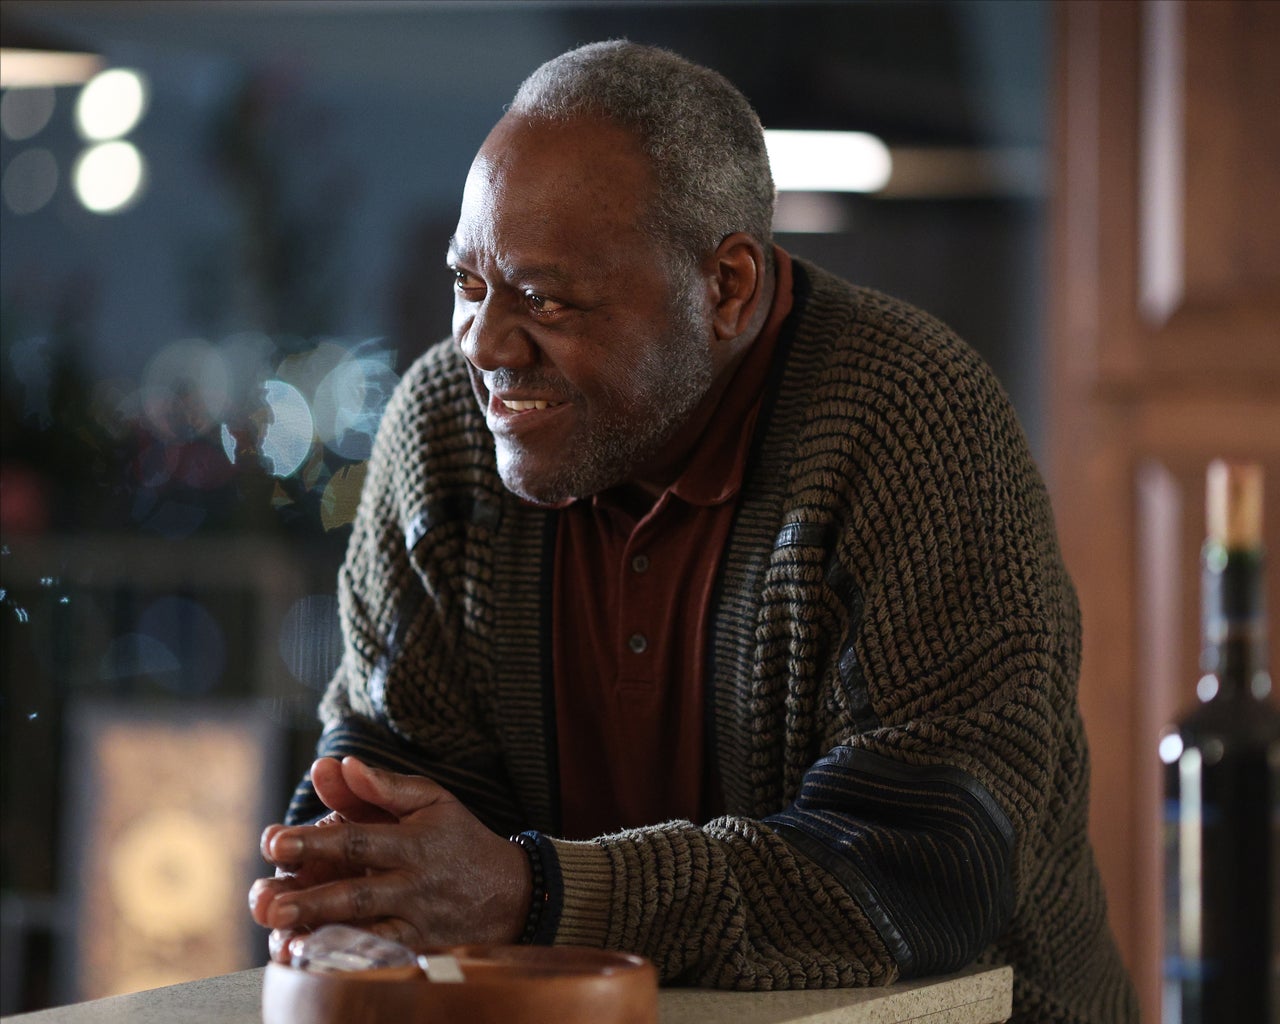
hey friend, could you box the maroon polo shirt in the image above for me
[552,251,794,840]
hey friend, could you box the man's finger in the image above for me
[269,927,305,964]
[249,875,305,927]
[263,820,419,873]
[260,824,295,867]
[339,756,452,819]
[266,872,410,932]
[312,758,395,823]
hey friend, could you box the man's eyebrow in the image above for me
[507,261,577,288]
[446,237,579,288]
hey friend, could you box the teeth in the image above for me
[502,398,558,411]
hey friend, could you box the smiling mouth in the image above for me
[500,398,564,412]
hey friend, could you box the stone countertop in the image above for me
[1,962,1012,1024]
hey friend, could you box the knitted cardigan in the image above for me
[293,259,1138,1023]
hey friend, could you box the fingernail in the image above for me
[273,902,299,927]
[271,835,304,860]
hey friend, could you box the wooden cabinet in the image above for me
[1048,1,1280,1017]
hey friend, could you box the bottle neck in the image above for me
[1200,541,1270,701]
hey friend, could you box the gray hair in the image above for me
[509,40,775,272]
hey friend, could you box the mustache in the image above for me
[482,368,576,400]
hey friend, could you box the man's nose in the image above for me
[457,298,535,371]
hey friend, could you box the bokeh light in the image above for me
[276,341,347,401]
[1,86,56,141]
[278,594,342,691]
[139,596,226,694]
[141,339,231,442]
[99,632,181,683]
[218,332,276,417]
[2,148,58,215]
[99,596,226,694]
[73,140,146,213]
[320,462,367,532]
[75,68,148,141]
[313,349,399,461]
[260,379,314,478]
[218,424,238,466]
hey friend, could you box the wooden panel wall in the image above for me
[1047,1,1280,1018]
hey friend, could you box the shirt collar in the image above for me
[665,246,794,507]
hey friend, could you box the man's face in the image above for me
[448,113,714,505]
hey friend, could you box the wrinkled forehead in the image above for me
[453,113,659,267]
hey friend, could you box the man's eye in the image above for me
[451,269,484,296]
[526,293,566,314]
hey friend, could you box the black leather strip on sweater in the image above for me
[766,745,1015,979]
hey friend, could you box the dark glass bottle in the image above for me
[1160,461,1279,1024]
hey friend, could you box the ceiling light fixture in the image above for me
[1,19,103,88]
[1,48,103,88]
[764,129,893,194]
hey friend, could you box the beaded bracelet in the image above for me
[509,831,550,944]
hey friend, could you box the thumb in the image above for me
[312,757,394,824]
[339,756,452,820]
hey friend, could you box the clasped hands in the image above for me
[249,756,533,961]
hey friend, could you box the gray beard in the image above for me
[497,295,713,505]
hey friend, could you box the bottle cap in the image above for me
[1206,460,1263,548]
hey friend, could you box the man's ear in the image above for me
[707,233,766,341]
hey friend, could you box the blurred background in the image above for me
[1,1,1050,1010]
[2,1,1274,1020]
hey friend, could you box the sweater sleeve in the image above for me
[528,287,1097,997]
[286,342,524,836]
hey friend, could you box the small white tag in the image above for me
[417,954,466,983]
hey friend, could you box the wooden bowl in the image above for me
[262,945,658,1024]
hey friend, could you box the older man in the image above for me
[250,41,1137,1022]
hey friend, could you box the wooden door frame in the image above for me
[1048,2,1280,1017]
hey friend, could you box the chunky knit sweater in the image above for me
[293,259,1138,1022]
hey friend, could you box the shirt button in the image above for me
[628,632,648,654]
[631,554,650,573]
